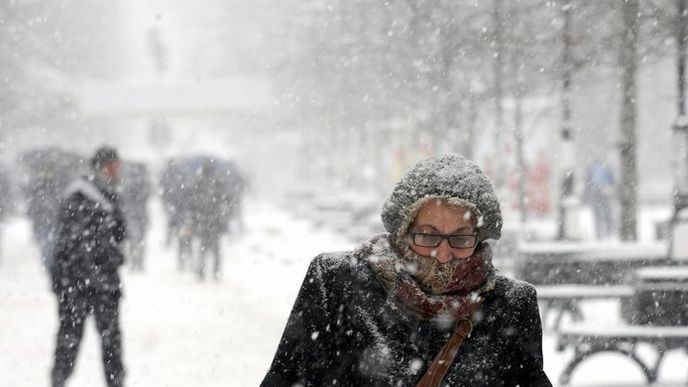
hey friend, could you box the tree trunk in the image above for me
[463,96,478,159]
[619,0,639,241]
[515,88,528,223]
[677,0,687,120]
[492,0,506,188]
[557,0,575,239]
[674,0,688,200]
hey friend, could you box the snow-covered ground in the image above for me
[0,198,351,387]
[1,198,687,386]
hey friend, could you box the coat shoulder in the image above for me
[309,250,372,279]
[492,275,537,304]
[59,190,97,215]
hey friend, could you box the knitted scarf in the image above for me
[358,233,496,323]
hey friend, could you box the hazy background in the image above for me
[0,0,681,208]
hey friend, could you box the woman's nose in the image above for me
[432,240,454,263]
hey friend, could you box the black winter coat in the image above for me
[51,178,127,296]
[262,252,552,387]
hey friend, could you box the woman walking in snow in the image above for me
[262,153,552,387]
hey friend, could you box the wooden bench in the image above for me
[536,285,634,331]
[556,323,688,385]
[517,242,669,285]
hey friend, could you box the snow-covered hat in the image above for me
[91,146,120,169]
[381,153,502,242]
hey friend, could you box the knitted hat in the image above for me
[91,146,120,170]
[381,153,502,242]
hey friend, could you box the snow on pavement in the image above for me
[1,199,352,387]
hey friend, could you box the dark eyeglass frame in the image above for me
[411,232,479,249]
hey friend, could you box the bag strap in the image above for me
[416,319,473,387]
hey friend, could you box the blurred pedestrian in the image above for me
[160,159,182,248]
[120,162,151,271]
[160,158,194,270]
[0,166,10,264]
[50,146,127,387]
[224,160,246,234]
[262,154,551,386]
[22,148,85,270]
[191,160,229,281]
[584,159,616,239]
[25,165,63,269]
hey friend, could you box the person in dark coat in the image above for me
[120,162,151,271]
[25,165,66,269]
[160,158,183,248]
[50,146,127,387]
[224,160,246,234]
[22,147,87,270]
[190,160,230,281]
[262,154,552,387]
[160,158,194,270]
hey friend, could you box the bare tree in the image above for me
[618,0,640,241]
[673,0,688,202]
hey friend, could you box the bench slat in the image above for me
[536,285,635,299]
[560,323,688,339]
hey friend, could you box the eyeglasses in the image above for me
[411,232,478,249]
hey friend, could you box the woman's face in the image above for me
[100,160,122,185]
[408,200,478,263]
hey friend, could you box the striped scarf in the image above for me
[358,234,495,323]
